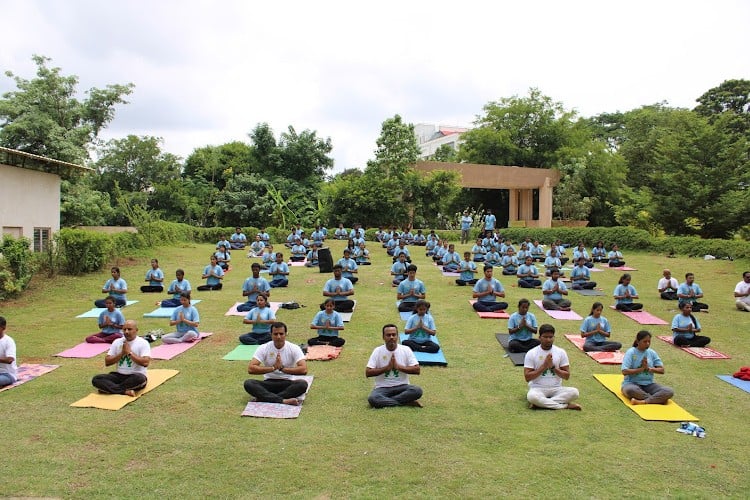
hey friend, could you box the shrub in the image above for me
[55,228,113,275]
[0,236,35,299]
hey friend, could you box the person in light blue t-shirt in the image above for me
[671,302,710,347]
[308,299,345,347]
[140,259,164,293]
[613,273,643,312]
[403,300,439,353]
[472,265,509,312]
[268,253,290,288]
[456,252,478,286]
[161,269,191,307]
[507,299,540,353]
[238,263,271,312]
[95,267,128,308]
[197,255,224,291]
[239,295,277,345]
[162,293,201,344]
[621,330,674,405]
[86,296,125,344]
[580,302,621,352]
[397,265,426,311]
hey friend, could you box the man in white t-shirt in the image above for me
[244,322,308,406]
[366,324,422,408]
[734,271,750,312]
[657,269,679,301]
[0,316,18,387]
[523,324,581,410]
[91,320,151,396]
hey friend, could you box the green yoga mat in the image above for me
[223,344,260,361]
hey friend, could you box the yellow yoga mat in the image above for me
[71,369,179,410]
[593,373,698,422]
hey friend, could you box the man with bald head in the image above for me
[91,320,151,397]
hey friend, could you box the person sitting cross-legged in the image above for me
[366,324,423,408]
[268,252,290,288]
[472,265,509,312]
[613,273,643,312]
[322,264,355,313]
[580,302,622,352]
[161,293,201,344]
[237,263,271,313]
[402,300,439,354]
[517,256,542,289]
[507,298,540,353]
[91,320,150,397]
[239,295,276,345]
[671,302,711,347]
[397,264,426,312]
[542,269,571,311]
[570,257,597,290]
[523,324,581,411]
[308,298,345,347]
[455,251,478,286]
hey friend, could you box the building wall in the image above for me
[0,163,61,241]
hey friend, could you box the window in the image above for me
[33,227,50,252]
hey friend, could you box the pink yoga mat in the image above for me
[225,301,282,316]
[564,334,625,365]
[468,300,509,319]
[55,342,110,358]
[288,260,307,267]
[656,336,730,359]
[609,306,668,325]
[0,364,60,392]
[442,271,460,277]
[533,300,582,320]
[150,333,213,360]
[600,264,637,271]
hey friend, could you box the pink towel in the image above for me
[150,333,213,360]
[55,342,110,358]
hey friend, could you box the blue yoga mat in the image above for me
[717,375,750,394]
[143,300,202,318]
[399,333,447,366]
[76,301,139,318]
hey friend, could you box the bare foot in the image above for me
[566,403,582,410]
[281,398,300,406]
[405,400,423,408]
[124,390,136,397]
[630,398,646,405]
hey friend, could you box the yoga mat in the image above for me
[494,333,526,366]
[224,301,281,316]
[288,259,307,267]
[441,270,460,277]
[0,364,60,393]
[609,306,668,325]
[144,300,202,318]
[589,267,604,272]
[76,301,139,318]
[573,289,605,296]
[469,300,509,319]
[400,311,415,321]
[150,332,213,360]
[533,300,582,320]
[55,342,110,358]
[241,375,314,418]
[339,300,356,322]
[399,333,447,366]
[70,369,179,410]
[716,375,750,394]
[600,265,637,271]
[564,334,624,365]
[656,336,730,359]
[593,373,698,421]
[223,344,260,361]
[305,345,342,361]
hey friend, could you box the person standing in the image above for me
[460,210,473,245]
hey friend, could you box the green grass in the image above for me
[2,240,750,498]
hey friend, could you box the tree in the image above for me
[0,55,133,163]
[277,126,334,184]
[366,114,420,179]
[94,135,181,193]
[429,144,459,162]
[695,79,750,139]
[59,178,117,227]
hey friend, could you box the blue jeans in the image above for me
[0,373,17,387]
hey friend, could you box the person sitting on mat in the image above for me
[591,240,608,264]
[308,298,345,347]
[0,316,18,388]
[322,264,355,313]
[441,244,461,273]
[161,293,200,344]
[657,268,679,301]
[366,324,423,408]
[734,270,750,312]
[507,298,540,353]
[570,257,597,290]
[391,252,409,286]
[677,272,709,312]
[91,320,150,397]
[671,302,711,347]
[456,251,478,286]
[94,267,128,308]
[238,262,271,312]
[244,322,308,406]
[354,241,371,266]
[230,226,247,250]
[140,258,164,293]
[197,255,224,291]
[161,269,191,307]
[472,265,509,312]
[542,269,571,311]
[607,244,625,267]
[260,245,275,270]
[248,234,265,258]
[580,302,622,352]
[305,243,321,268]
[337,248,359,285]
[239,295,276,345]
[621,330,674,405]
[268,252,290,288]
[86,296,125,344]
[613,273,643,312]
[524,323,581,411]
[500,248,520,276]
[402,300,439,354]
[517,256,542,289]
[397,264,426,312]
[213,245,231,271]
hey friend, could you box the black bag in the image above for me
[281,301,303,310]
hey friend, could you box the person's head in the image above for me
[685,272,695,284]
[448,244,455,252]
[151,258,159,269]
[179,292,191,307]
[333,264,343,278]
[577,241,585,250]
[122,320,139,341]
[275,252,284,262]
[251,262,261,277]
[483,265,494,279]
[104,296,116,311]
[407,264,418,278]
[743,271,750,283]
[538,324,555,349]
[358,242,365,249]
[110,267,120,279]
[210,255,218,265]
[398,240,406,248]
[550,268,560,280]
[414,299,428,316]
[256,294,268,308]
[590,301,603,316]
[679,301,693,315]
[463,251,471,260]
[525,256,533,266]
[663,269,672,279]
[518,298,530,315]
[596,240,604,248]
[577,257,586,266]
[619,273,631,285]
[271,322,288,348]
[323,298,335,312]
[343,249,351,258]
[633,330,652,350]
[398,253,407,263]
[612,243,619,251]
[382,324,399,351]
[255,234,262,241]
[235,227,242,233]
[0,316,5,337]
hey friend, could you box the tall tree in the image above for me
[94,135,181,193]
[278,126,334,183]
[367,114,420,179]
[694,79,750,139]
[0,55,133,163]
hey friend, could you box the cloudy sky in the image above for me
[2,0,748,172]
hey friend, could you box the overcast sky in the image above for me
[2,0,748,172]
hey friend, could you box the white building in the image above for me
[414,123,469,159]
[0,146,90,251]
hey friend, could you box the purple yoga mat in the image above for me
[533,300,582,320]
[150,333,213,360]
[55,342,110,358]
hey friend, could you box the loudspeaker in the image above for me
[318,247,333,273]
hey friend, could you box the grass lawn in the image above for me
[1,239,749,498]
